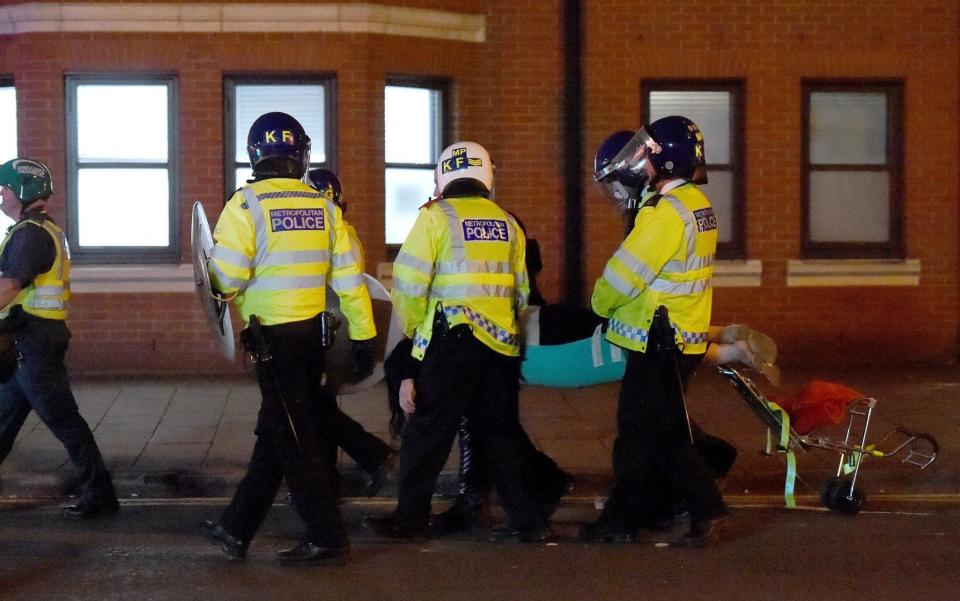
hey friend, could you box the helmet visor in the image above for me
[612,127,659,173]
[594,178,636,216]
[594,127,658,186]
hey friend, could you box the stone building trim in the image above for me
[787,259,921,287]
[0,2,486,42]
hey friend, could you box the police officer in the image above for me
[428,217,571,535]
[200,112,377,566]
[365,141,549,542]
[305,167,397,495]
[580,117,728,547]
[0,158,119,519]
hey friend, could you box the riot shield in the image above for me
[191,201,236,362]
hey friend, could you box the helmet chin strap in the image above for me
[647,171,663,190]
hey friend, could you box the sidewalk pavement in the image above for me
[1,363,957,506]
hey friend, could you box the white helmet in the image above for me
[434,141,494,198]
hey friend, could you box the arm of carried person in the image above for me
[590,205,683,317]
[398,378,416,414]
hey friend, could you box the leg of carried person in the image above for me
[313,384,396,497]
[429,416,492,535]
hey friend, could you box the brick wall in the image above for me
[585,0,960,366]
[0,0,957,373]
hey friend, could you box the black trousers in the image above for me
[314,384,392,477]
[0,317,115,503]
[219,318,346,547]
[393,326,544,531]
[601,345,724,529]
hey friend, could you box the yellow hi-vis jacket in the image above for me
[0,213,71,320]
[344,222,365,273]
[591,181,717,355]
[209,178,376,340]
[391,196,529,360]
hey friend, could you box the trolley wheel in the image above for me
[825,479,866,515]
[819,477,845,509]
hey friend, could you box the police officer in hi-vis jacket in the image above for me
[365,141,550,543]
[0,158,119,520]
[580,116,728,547]
[200,112,376,566]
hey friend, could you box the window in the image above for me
[66,75,178,263]
[0,79,15,162]
[802,81,903,258]
[0,78,16,231]
[643,80,746,259]
[385,80,447,245]
[224,77,334,194]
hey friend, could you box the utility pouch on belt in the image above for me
[241,315,272,363]
[319,311,340,350]
[649,305,678,354]
[432,301,450,337]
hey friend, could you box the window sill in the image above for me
[72,264,194,293]
[786,259,920,287]
[713,260,763,287]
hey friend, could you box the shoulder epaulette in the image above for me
[419,197,440,210]
[226,187,243,207]
[643,194,663,208]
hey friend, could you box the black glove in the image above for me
[349,339,375,380]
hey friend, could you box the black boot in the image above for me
[431,418,490,535]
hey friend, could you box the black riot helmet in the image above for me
[246,112,311,179]
[611,116,708,186]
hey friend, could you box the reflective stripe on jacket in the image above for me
[391,196,529,359]
[0,215,70,320]
[591,181,717,354]
[209,178,375,339]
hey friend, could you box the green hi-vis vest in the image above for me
[391,196,530,360]
[0,214,71,321]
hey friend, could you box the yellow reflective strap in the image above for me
[784,450,798,509]
[765,401,797,508]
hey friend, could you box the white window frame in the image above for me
[384,78,448,247]
[0,77,17,232]
[801,80,904,259]
[642,79,746,260]
[0,77,16,163]
[223,75,336,196]
[65,74,179,264]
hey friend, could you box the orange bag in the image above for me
[772,381,863,435]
